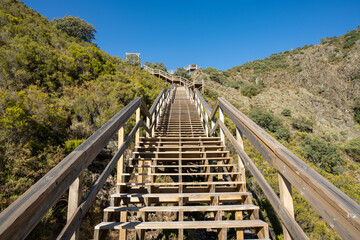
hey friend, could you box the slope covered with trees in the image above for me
[0,0,166,237]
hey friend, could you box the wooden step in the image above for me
[139,137,221,141]
[122,172,240,176]
[104,204,258,212]
[94,220,269,238]
[117,181,244,187]
[126,164,236,168]
[129,157,232,161]
[112,192,250,198]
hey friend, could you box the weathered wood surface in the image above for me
[104,204,258,212]
[95,220,269,231]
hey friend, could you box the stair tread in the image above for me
[95,220,268,230]
[117,181,244,186]
[104,204,259,212]
[126,164,236,168]
[112,191,250,198]
[122,172,241,176]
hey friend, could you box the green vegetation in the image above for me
[0,1,166,238]
[248,108,290,141]
[232,53,289,74]
[203,67,227,84]
[353,98,360,124]
[240,83,262,98]
[174,67,190,79]
[343,28,360,49]
[144,61,167,72]
[343,137,360,162]
[281,108,291,117]
[300,135,343,174]
[291,117,313,132]
[53,16,96,42]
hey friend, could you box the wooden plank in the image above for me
[104,204,258,212]
[112,192,250,198]
[117,181,244,186]
[95,220,269,231]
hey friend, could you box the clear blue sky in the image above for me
[23,0,360,71]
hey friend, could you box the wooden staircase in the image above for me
[94,87,269,239]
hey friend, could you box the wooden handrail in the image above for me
[190,88,360,240]
[0,86,172,240]
[142,64,193,87]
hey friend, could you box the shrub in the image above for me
[291,117,313,132]
[53,16,96,42]
[353,98,360,124]
[241,84,262,98]
[275,127,291,141]
[281,108,291,117]
[343,137,360,162]
[249,108,290,141]
[300,135,343,174]
[343,30,360,49]
[64,139,85,153]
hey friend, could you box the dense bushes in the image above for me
[144,61,167,72]
[0,0,167,222]
[353,98,360,124]
[53,16,96,43]
[343,137,360,162]
[291,117,313,132]
[203,67,227,84]
[248,108,290,141]
[234,53,289,74]
[240,83,262,98]
[300,135,343,174]
[281,108,291,116]
[343,28,360,49]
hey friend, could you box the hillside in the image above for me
[194,28,360,239]
[197,29,360,141]
[0,0,166,238]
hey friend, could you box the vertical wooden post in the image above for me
[219,108,225,144]
[151,113,155,137]
[67,176,82,240]
[135,107,141,146]
[117,126,125,184]
[278,173,294,240]
[211,116,216,137]
[236,128,246,182]
[205,113,209,136]
[146,116,150,137]
[117,126,127,240]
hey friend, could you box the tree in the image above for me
[174,67,189,79]
[53,16,96,42]
[144,61,167,72]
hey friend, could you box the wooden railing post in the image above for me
[135,107,140,146]
[67,176,82,240]
[117,126,125,184]
[219,108,225,144]
[146,116,150,137]
[205,113,209,136]
[236,127,246,182]
[278,173,295,240]
[117,126,127,240]
[151,113,155,137]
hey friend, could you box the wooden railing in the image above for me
[0,85,175,240]
[142,64,194,87]
[186,86,360,240]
